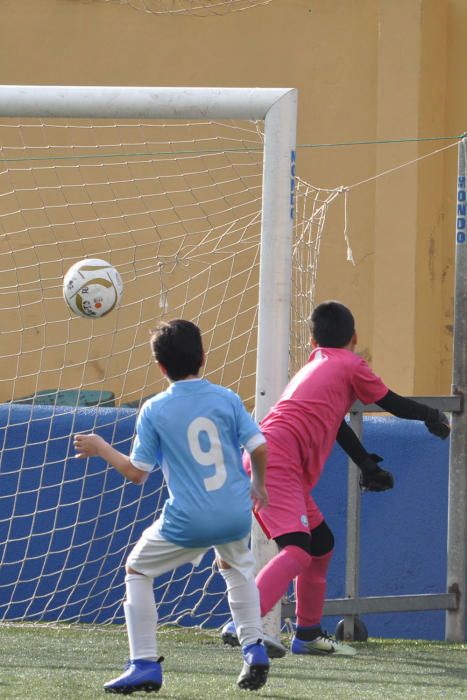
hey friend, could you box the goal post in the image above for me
[0,85,298,627]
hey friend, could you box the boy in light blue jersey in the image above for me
[74,319,270,694]
[132,382,265,548]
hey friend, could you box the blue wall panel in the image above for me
[0,406,453,639]
[315,417,450,640]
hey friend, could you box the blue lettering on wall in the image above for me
[457,176,466,243]
[290,149,296,220]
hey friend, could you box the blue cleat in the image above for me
[104,657,164,694]
[222,620,286,659]
[237,640,269,691]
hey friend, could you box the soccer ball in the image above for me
[63,258,123,318]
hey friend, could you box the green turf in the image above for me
[0,624,466,699]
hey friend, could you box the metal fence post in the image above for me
[445,137,467,642]
[342,409,364,640]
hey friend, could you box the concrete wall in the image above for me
[0,0,466,395]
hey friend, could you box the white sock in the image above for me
[124,573,158,661]
[220,567,263,647]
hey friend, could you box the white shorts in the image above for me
[126,519,256,580]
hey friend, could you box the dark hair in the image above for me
[309,301,355,348]
[150,319,204,380]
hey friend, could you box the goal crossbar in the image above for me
[0,85,293,121]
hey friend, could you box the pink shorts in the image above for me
[251,459,324,540]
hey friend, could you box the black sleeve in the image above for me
[336,420,370,467]
[375,389,431,421]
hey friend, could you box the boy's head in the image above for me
[150,319,204,381]
[309,301,356,348]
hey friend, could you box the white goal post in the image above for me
[0,85,300,632]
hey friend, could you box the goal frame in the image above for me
[0,84,297,632]
[0,85,297,419]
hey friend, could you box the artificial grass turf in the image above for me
[0,624,466,699]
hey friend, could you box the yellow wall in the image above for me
[1,0,465,396]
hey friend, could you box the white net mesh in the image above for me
[0,116,346,625]
[75,0,272,16]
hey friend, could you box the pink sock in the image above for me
[256,545,312,617]
[295,550,333,627]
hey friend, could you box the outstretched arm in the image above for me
[73,433,149,485]
[375,390,450,439]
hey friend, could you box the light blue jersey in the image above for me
[130,379,265,548]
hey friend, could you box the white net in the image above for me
[75,0,272,16]
[291,179,352,374]
[0,116,345,625]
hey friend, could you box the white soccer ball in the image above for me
[63,258,123,318]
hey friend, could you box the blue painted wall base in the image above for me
[0,406,455,639]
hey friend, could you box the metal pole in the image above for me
[445,137,467,642]
[343,411,363,640]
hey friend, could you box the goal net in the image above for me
[75,0,273,15]
[0,86,344,626]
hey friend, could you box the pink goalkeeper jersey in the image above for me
[259,347,388,489]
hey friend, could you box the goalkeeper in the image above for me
[222,300,450,658]
[74,320,270,694]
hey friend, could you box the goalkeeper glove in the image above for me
[425,408,450,439]
[359,454,394,492]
